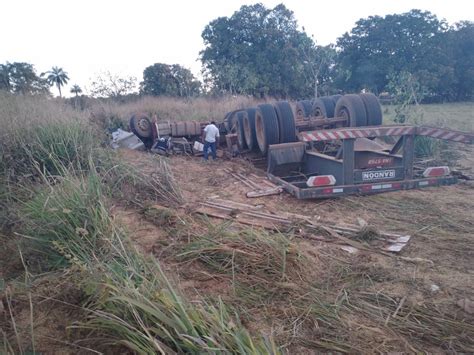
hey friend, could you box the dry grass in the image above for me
[89,95,265,126]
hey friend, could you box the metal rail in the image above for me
[298,125,474,144]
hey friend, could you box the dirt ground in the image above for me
[115,144,474,352]
[2,145,472,353]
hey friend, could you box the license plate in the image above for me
[362,169,395,181]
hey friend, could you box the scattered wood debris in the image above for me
[224,168,283,197]
[194,198,411,254]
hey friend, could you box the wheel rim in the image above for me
[313,107,324,117]
[137,118,150,132]
[296,109,304,119]
[339,107,349,121]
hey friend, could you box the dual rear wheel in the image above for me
[334,93,382,127]
[228,93,382,155]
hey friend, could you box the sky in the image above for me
[1,0,472,97]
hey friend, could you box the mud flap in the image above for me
[267,142,306,176]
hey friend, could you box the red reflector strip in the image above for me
[423,166,450,177]
[322,187,344,194]
[418,179,437,187]
[372,184,394,190]
[307,175,336,187]
[360,183,401,192]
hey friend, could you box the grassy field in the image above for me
[1,93,473,354]
[382,101,474,131]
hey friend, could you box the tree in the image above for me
[300,40,337,99]
[70,84,82,97]
[336,10,449,95]
[0,62,49,95]
[140,63,201,97]
[43,66,69,97]
[89,71,137,98]
[200,3,318,98]
[0,63,13,92]
[443,21,474,101]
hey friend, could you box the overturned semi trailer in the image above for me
[225,93,473,199]
[267,125,473,199]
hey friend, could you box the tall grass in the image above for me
[1,93,274,353]
[89,95,265,127]
[177,222,304,305]
[0,92,98,178]
[170,220,355,351]
[16,162,278,353]
[100,152,183,207]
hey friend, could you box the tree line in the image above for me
[200,4,473,102]
[1,3,472,102]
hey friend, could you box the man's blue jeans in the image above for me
[203,140,216,160]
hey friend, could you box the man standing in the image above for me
[202,121,220,161]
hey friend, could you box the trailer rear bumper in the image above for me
[267,174,458,199]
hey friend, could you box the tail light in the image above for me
[422,166,450,178]
[306,175,336,187]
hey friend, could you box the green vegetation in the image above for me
[0,93,277,353]
[0,62,49,95]
[141,63,201,97]
[70,84,82,97]
[18,167,274,353]
[201,3,331,98]
[42,66,69,98]
[200,5,473,101]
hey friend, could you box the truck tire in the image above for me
[255,104,280,155]
[225,110,240,133]
[130,113,152,138]
[312,97,335,118]
[334,94,367,127]
[273,101,296,143]
[311,98,327,118]
[235,110,248,150]
[295,100,312,120]
[243,108,258,151]
[223,111,232,132]
[359,93,383,126]
[330,94,343,105]
[321,96,336,118]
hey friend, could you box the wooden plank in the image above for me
[246,187,283,198]
[199,199,410,253]
[208,198,263,210]
[195,207,279,229]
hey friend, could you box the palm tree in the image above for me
[70,84,82,97]
[43,66,69,97]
